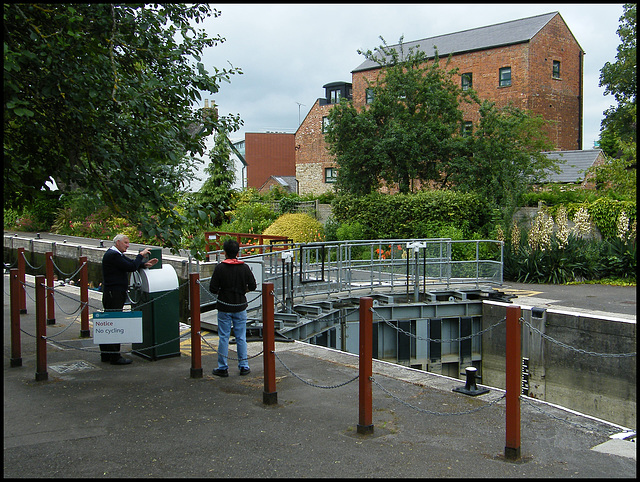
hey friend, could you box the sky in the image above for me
[189,3,626,189]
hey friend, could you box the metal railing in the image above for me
[206,238,503,309]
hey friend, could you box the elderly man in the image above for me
[100,234,158,365]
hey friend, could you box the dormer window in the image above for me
[330,89,341,104]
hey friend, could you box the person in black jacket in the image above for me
[101,234,158,365]
[208,239,257,377]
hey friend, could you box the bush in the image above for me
[332,191,492,239]
[263,213,324,243]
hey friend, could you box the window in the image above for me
[499,67,511,87]
[365,88,374,104]
[322,116,331,133]
[329,89,341,104]
[325,167,337,183]
[552,60,561,79]
[462,121,473,137]
[461,73,472,91]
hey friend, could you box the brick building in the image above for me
[245,132,296,191]
[295,11,584,195]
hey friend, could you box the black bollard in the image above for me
[452,366,490,396]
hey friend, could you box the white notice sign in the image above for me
[92,311,143,344]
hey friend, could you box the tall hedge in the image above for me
[331,192,492,239]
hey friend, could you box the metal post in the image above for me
[35,275,48,381]
[79,257,90,337]
[189,273,203,378]
[262,282,277,405]
[357,297,374,434]
[10,269,22,367]
[17,247,27,313]
[505,305,522,460]
[45,251,55,325]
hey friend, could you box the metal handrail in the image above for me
[205,238,503,308]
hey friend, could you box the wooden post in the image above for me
[35,275,48,381]
[17,247,27,313]
[10,269,22,367]
[190,273,203,378]
[357,297,374,434]
[505,305,522,460]
[45,251,55,325]
[262,282,277,405]
[79,256,90,337]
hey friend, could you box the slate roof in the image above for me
[353,12,567,72]
[541,150,604,183]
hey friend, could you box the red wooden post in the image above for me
[505,304,522,460]
[10,269,22,367]
[17,247,27,314]
[190,273,203,378]
[357,297,374,434]
[45,251,55,325]
[79,256,90,337]
[35,275,48,381]
[262,282,277,405]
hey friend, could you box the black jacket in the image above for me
[102,247,147,292]
[209,260,257,313]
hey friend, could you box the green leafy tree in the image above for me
[449,101,556,214]
[599,3,636,145]
[326,37,471,195]
[325,36,555,210]
[195,129,237,226]
[4,4,242,251]
[596,3,636,199]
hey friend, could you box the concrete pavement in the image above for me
[3,272,636,478]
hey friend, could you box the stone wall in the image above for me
[481,300,636,428]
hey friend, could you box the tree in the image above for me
[4,4,242,251]
[326,37,471,194]
[448,101,556,211]
[195,129,237,226]
[599,3,636,145]
[596,3,636,199]
[325,36,556,211]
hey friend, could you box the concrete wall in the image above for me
[481,300,636,428]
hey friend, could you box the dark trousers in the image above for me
[100,289,127,362]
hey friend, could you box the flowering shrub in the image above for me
[505,207,636,283]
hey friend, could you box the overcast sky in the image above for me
[197,3,625,150]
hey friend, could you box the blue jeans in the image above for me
[216,310,249,370]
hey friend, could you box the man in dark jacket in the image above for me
[209,239,257,377]
[101,234,158,365]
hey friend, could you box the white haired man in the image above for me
[100,234,157,365]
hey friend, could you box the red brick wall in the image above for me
[245,132,296,189]
[351,14,582,151]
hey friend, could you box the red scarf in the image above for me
[222,258,244,264]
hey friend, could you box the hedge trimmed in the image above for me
[331,191,493,239]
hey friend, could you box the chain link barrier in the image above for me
[520,317,636,358]
[198,331,264,363]
[371,376,506,415]
[272,350,359,389]
[371,306,506,342]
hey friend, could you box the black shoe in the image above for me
[101,355,111,363]
[110,357,132,365]
[239,367,251,376]
[212,368,229,377]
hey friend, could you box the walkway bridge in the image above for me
[200,238,509,376]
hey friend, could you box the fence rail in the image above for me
[206,238,503,309]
